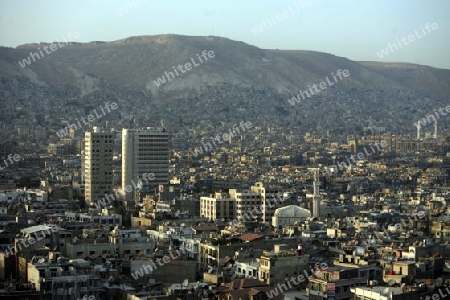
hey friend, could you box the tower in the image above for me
[122,127,169,201]
[417,122,421,140]
[312,168,321,218]
[434,121,438,139]
[84,127,114,205]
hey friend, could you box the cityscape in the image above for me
[1,1,450,300]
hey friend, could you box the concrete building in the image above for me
[84,127,114,204]
[122,128,169,201]
[229,189,262,222]
[64,208,122,227]
[250,182,285,224]
[308,265,371,300]
[200,193,235,221]
[65,229,154,259]
[27,257,103,299]
[259,244,310,286]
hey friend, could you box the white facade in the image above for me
[250,182,285,224]
[84,128,114,204]
[200,193,235,221]
[234,260,259,279]
[64,210,122,227]
[229,189,262,222]
[122,128,169,201]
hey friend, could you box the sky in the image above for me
[1,0,449,69]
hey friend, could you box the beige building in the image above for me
[259,244,309,286]
[308,266,369,300]
[200,193,235,221]
[84,127,114,204]
[65,229,154,259]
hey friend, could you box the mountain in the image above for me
[1,34,449,137]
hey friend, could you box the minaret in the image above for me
[417,122,421,140]
[313,168,320,218]
[434,121,438,139]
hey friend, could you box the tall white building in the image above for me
[200,193,235,221]
[84,127,114,204]
[122,128,169,201]
[250,182,285,224]
[229,189,261,222]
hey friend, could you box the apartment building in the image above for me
[200,193,235,221]
[122,128,169,201]
[84,127,114,204]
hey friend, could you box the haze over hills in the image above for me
[0,34,449,137]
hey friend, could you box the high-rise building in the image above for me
[84,127,114,205]
[122,128,169,201]
[250,182,285,224]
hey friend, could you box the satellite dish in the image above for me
[400,283,406,289]
[388,279,395,286]
[382,288,389,295]
[436,278,443,287]
[182,279,189,287]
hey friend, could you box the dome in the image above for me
[273,205,311,218]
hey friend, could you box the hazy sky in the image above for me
[1,0,449,69]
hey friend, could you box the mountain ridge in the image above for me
[1,34,449,137]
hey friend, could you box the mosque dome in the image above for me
[273,205,311,218]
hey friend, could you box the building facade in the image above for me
[84,127,114,204]
[122,128,169,201]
